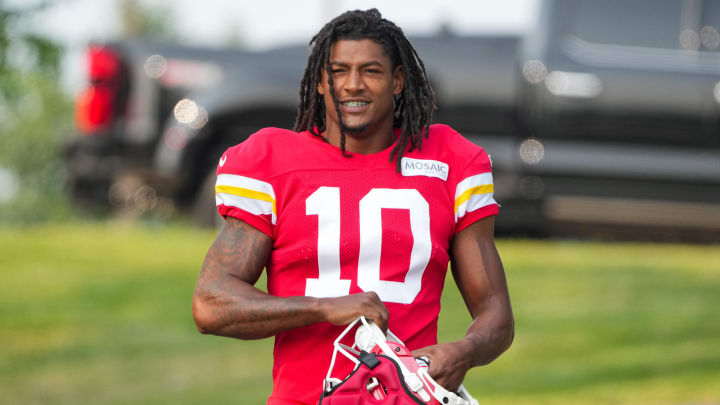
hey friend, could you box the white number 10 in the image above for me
[305,187,431,304]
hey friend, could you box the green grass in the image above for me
[1,223,719,404]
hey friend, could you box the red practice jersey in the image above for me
[215,124,498,405]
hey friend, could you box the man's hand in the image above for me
[321,291,390,332]
[412,340,473,393]
[411,216,513,392]
[194,217,391,339]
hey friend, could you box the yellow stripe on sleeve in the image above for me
[454,184,494,213]
[215,185,277,215]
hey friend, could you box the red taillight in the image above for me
[75,86,114,133]
[87,46,120,81]
[75,45,122,134]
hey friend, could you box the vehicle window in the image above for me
[570,0,682,49]
[701,1,720,51]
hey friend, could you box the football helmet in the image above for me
[319,317,480,405]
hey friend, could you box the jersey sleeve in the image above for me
[453,147,499,234]
[215,131,277,238]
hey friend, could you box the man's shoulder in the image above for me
[252,126,298,139]
[224,127,304,158]
[227,127,296,150]
[427,123,457,137]
[422,123,488,164]
[427,124,480,150]
[220,127,301,178]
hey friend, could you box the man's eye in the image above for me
[366,69,381,74]
[331,69,345,74]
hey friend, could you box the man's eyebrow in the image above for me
[329,60,384,68]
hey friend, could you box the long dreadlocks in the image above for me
[293,8,436,171]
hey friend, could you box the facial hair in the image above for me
[340,121,371,135]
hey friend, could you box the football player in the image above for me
[192,9,514,405]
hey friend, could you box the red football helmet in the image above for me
[319,317,480,405]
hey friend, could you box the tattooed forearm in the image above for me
[192,217,323,339]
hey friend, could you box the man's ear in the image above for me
[317,70,327,95]
[393,65,404,95]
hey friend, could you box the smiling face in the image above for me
[317,39,404,153]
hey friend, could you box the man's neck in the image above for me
[324,121,395,155]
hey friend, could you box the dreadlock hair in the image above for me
[293,8,437,171]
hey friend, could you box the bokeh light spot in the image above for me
[173,98,199,124]
[189,106,209,129]
[144,54,167,79]
[522,59,548,84]
[163,126,189,151]
[680,29,700,51]
[700,26,720,50]
[519,138,545,165]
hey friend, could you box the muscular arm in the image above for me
[192,217,389,339]
[413,216,514,390]
[451,216,514,365]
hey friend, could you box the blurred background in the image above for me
[1,0,719,404]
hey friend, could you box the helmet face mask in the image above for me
[319,317,480,405]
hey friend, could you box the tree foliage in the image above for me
[0,2,73,222]
[119,0,177,42]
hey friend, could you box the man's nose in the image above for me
[344,69,364,92]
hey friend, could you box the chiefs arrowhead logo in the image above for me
[219,155,227,167]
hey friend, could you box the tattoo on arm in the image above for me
[193,217,321,339]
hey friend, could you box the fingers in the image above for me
[411,348,432,363]
[362,291,389,332]
[412,346,437,376]
[412,345,467,393]
[322,291,389,329]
